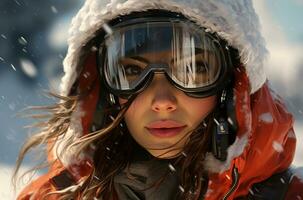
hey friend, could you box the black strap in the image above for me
[50,169,77,190]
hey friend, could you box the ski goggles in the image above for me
[97,17,233,98]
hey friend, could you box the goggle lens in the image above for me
[99,20,230,97]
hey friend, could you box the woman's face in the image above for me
[119,51,217,159]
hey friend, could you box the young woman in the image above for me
[14,0,303,199]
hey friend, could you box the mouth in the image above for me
[145,120,187,138]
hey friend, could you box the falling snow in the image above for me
[0,1,302,199]
[181,151,187,157]
[51,6,58,14]
[1,34,7,39]
[249,188,254,195]
[8,103,16,111]
[83,72,90,79]
[178,185,185,193]
[259,112,273,123]
[91,46,98,52]
[272,141,284,153]
[10,64,16,71]
[227,117,234,126]
[102,23,113,35]
[20,58,38,78]
[6,132,16,142]
[91,125,97,132]
[109,115,115,121]
[14,0,21,6]
[202,121,207,127]
[168,163,176,172]
[213,118,220,126]
[18,36,28,45]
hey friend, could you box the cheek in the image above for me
[119,97,141,113]
[185,96,217,123]
[119,97,144,129]
[197,96,216,113]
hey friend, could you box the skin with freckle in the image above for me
[119,51,217,158]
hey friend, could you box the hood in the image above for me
[18,62,297,200]
[17,2,298,199]
[60,0,268,97]
[49,0,295,198]
[202,66,296,199]
[59,0,293,189]
[56,0,270,166]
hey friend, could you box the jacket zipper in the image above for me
[222,166,239,200]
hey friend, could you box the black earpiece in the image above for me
[211,87,237,161]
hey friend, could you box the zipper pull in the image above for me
[222,166,239,200]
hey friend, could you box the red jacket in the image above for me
[17,55,303,199]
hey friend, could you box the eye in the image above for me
[124,65,143,76]
[195,61,208,73]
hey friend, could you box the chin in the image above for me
[148,148,181,159]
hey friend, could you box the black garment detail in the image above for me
[50,169,76,190]
[238,169,293,200]
[113,145,180,200]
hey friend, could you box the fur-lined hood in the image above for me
[18,1,299,199]
[56,1,295,198]
[60,0,268,96]
[57,0,272,168]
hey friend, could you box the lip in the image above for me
[145,120,187,138]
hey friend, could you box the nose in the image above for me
[150,74,177,113]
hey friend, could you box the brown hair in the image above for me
[12,23,240,200]
[13,86,214,200]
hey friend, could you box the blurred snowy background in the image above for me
[0,0,302,199]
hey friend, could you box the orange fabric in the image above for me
[17,63,299,199]
[17,160,65,200]
[205,66,297,199]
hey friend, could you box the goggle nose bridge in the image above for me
[135,62,171,86]
[135,62,173,90]
[146,63,170,72]
[129,62,183,96]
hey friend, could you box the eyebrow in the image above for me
[170,50,215,62]
[128,56,149,64]
[126,49,215,63]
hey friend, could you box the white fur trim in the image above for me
[58,0,266,168]
[204,91,252,173]
[60,0,268,96]
[204,135,248,173]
